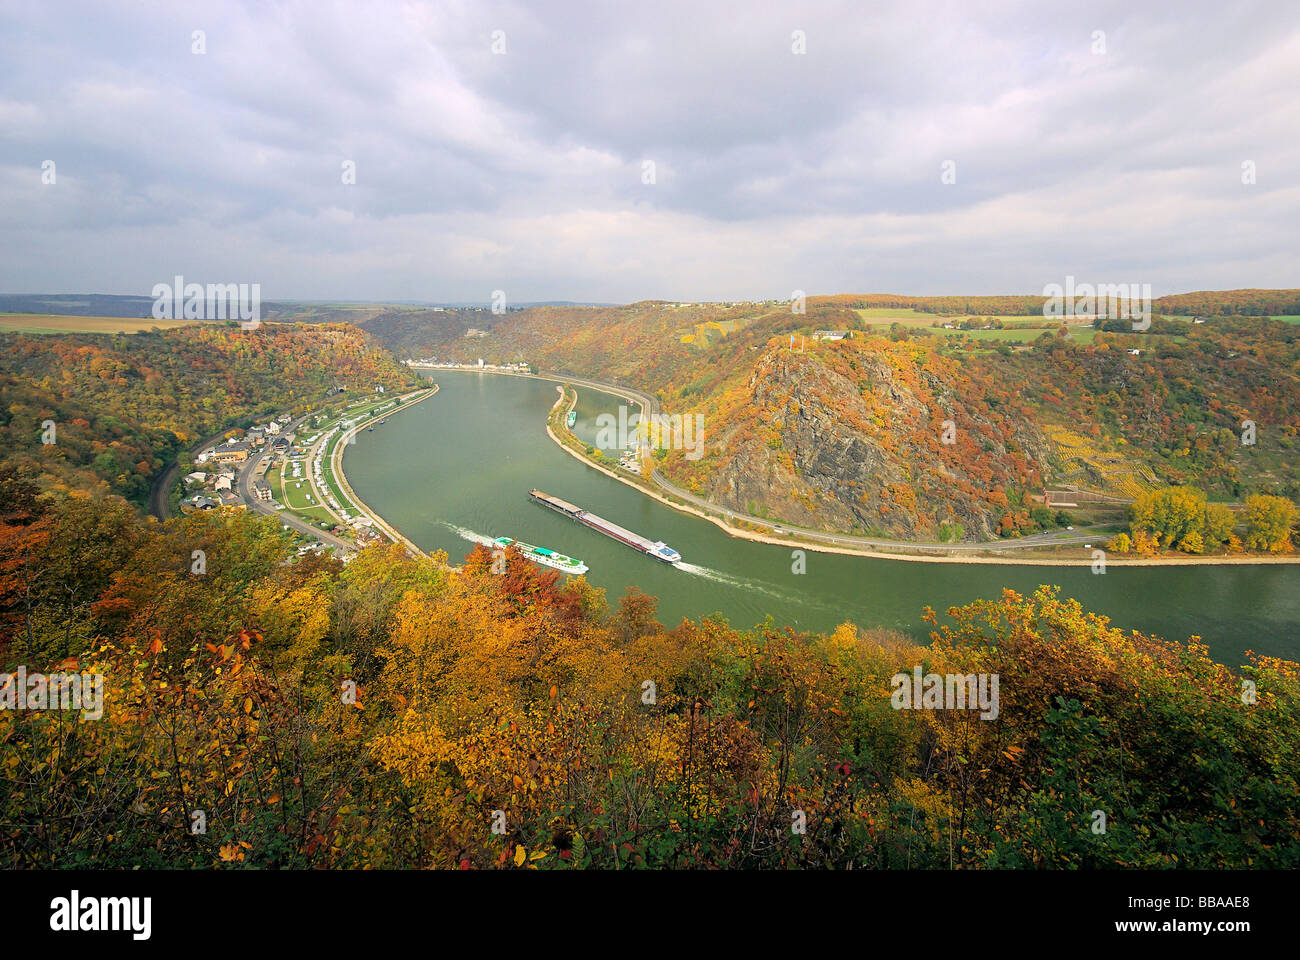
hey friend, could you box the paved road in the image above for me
[235,414,357,552]
[534,369,1115,556]
[148,407,356,554]
[148,423,243,520]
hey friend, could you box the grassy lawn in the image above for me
[260,461,334,525]
[317,435,353,511]
[263,465,283,503]
[0,313,202,334]
[281,469,321,511]
[1270,315,1300,324]
[286,506,336,525]
[342,395,398,418]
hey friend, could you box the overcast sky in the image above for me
[1,0,1297,303]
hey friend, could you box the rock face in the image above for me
[689,345,1051,541]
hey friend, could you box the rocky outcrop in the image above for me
[691,345,1051,541]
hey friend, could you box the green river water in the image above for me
[341,370,1300,664]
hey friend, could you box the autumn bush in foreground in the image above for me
[1,485,1297,869]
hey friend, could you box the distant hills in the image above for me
[346,294,1300,542]
[0,294,617,318]
[4,289,1297,541]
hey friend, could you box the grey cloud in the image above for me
[0,0,1297,301]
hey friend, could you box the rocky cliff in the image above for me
[669,340,1054,541]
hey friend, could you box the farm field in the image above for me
[856,312,1078,325]
[0,313,200,334]
[680,316,751,344]
[931,327,1060,341]
[853,307,938,319]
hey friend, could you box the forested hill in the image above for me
[0,323,422,505]
[2,488,1297,868]
[352,288,1300,361]
[3,288,1296,539]
[355,294,1300,541]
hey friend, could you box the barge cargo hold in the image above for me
[529,489,682,564]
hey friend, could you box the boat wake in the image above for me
[676,561,834,610]
[675,561,746,584]
[436,521,497,548]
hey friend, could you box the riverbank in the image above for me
[331,386,439,557]
[401,365,1298,568]
[540,382,1299,568]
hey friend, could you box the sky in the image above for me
[1,0,1297,304]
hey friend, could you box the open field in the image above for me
[289,505,335,524]
[680,316,751,345]
[853,307,938,318]
[0,313,201,334]
[278,501,335,526]
[932,327,1187,346]
[281,474,320,512]
[931,327,1059,341]
[266,465,309,509]
[266,465,334,523]
[855,312,1075,326]
[1270,315,1300,324]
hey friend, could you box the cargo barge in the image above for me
[493,536,588,575]
[529,489,682,564]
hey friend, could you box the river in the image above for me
[341,370,1300,664]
